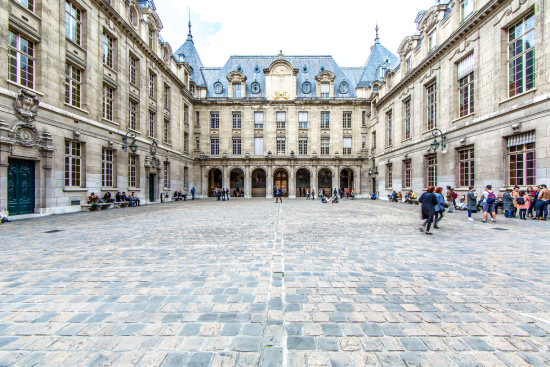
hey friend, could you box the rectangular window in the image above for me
[461,0,474,22]
[362,111,366,126]
[321,137,330,155]
[129,55,137,85]
[129,100,137,130]
[232,138,241,155]
[362,136,366,149]
[102,32,113,68]
[65,1,81,45]
[196,136,200,150]
[17,0,34,11]
[276,112,286,129]
[299,112,308,129]
[372,131,377,150]
[459,73,475,117]
[299,138,308,155]
[148,28,154,49]
[386,164,393,188]
[164,86,170,110]
[403,160,412,188]
[8,31,34,88]
[184,167,188,188]
[164,121,170,144]
[163,162,170,188]
[320,83,330,98]
[321,112,330,129]
[196,111,200,126]
[102,148,113,187]
[405,52,412,73]
[65,63,81,108]
[184,105,189,125]
[404,99,411,140]
[254,111,264,129]
[148,111,155,138]
[64,140,81,187]
[386,111,393,147]
[426,155,437,187]
[276,138,286,155]
[232,112,241,129]
[507,132,536,186]
[428,28,437,51]
[342,112,352,129]
[427,82,437,130]
[210,138,219,155]
[343,137,352,155]
[458,147,475,187]
[254,137,263,155]
[148,73,156,99]
[103,85,113,121]
[128,154,137,187]
[210,112,220,129]
[508,12,535,98]
[232,83,241,98]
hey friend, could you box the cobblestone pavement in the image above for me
[0,199,549,367]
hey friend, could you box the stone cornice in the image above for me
[376,0,508,107]
[194,99,370,107]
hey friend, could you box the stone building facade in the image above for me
[371,0,549,200]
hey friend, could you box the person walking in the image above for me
[419,186,439,235]
[226,188,230,201]
[445,186,454,213]
[534,184,549,220]
[221,188,226,201]
[502,188,515,218]
[191,187,195,200]
[466,186,477,221]
[482,185,497,223]
[306,188,310,199]
[311,188,315,200]
[274,186,282,203]
[433,187,447,228]
[333,188,337,199]
[516,190,531,220]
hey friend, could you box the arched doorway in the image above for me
[295,168,311,197]
[208,168,223,197]
[251,168,267,197]
[340,168,354,192]
[273,169,289,197]
[318,168,332,196]
[230,168,244,197]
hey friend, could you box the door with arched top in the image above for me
[273,169,288,197]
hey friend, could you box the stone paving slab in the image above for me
[0,199,549,366]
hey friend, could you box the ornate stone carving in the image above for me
[418,8,439,33]
[493,0,528,26]
[8,122,44,148]
[397,38,414,57]
[14,89,39,124]
[273,92,289,100]
[419,66,440,83]
[145,139,161,169]
[272,66,290,76]
[448,32,480,60]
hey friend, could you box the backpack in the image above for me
[516,196,525,205]
[486,191,496,204]
[452,192,458,200]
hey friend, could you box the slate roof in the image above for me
[357,41,400,87]
[174,37,205,87]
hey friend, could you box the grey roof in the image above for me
[357,42,400,87]
[174,39,205,86]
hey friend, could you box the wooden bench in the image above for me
[113,201,129,208]
[81,203,112,211]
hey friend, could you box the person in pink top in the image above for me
[516,190,531,220]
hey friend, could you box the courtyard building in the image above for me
[1,0,550,217]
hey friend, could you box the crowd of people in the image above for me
[210,187,231,201]
[87,191,140,208]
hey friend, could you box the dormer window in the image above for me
[320,83,329,98]
[232,83,241,98]
[460,0,474,22]
[380,67,387,79]
[428,28,437,51]
[148,28,155,50]
[405,52,412,73]
[373,85,379,94]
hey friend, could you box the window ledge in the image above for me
[163,188,171,191]
[65,103,89,114]
[103,65,117,75]
[162,142,172,147]
[129,83,140,90]
[10,0,42,21]
[6,80,45,96]
[66,38,86,53]
[102,118,119,126]
[401,138,412,143]
[128,128,141,135]
[451,113,475,124]
[128,187,141,191]
[499,89,537,105]
[63,187,88,192]
[101,188,118,191]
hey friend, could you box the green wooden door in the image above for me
[149,175,155,202]
[7,158,35,215]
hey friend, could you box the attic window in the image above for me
[303,65,308,73]
[373,85,379,93]
[380,68,387,78]
[254,65,260,73]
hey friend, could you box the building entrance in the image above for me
[318,168,332,196]
[251,168,266,197]
[208,168,223,196]
[295,168,311,197]
[340,168,354,192]
[7,158,35,215]
[273,169,288,197]
[230,168,244,197]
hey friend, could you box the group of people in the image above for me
[88,191,140,207]
[211,187,231,201]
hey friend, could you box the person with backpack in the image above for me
[482,185,497,223]
[466,186,477,221]
[516,190,530,220]
[445,186,455,213]
[502,188,515,218]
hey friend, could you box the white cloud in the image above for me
[155,0,439,67]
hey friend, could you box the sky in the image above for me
[154,0,440,67]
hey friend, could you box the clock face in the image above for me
[302,82,312,94]
[251,82,261,94]
[339,82,349,94]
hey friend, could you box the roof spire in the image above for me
[375,22,380,44]
[186,8,193,43]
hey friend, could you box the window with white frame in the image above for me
[428,28,437,51]
[65,140,81,187]
[254,111,263,129]
[276,112,286,129]
[164,121,170,144]
[458,147,475,187]
[508,12,535,98]
[129,55,138,85]
[343,138,352,155]
[403,160,412,188]
[386,164,393,188]
[65,1,82,45]
[184,167,188,188]
[426,82,437,130]
[426,155,437,187]
[148,72,156,99]
[102,148,113,187]
[299,112,308,129]
[8,31,34,88]
[362,136,366,149]
[321,137,330,155]
[148,28,155,49]
[254,137,263,155]
[404,99,411,140]
[232,112,241,129]
[232,138,241,155]
[460,0,474,22]
[321,112,330,129]
[210,138,219,155]
[320,83,330,98]
[163,161,170,188]
[362,111,366,126]
[102,32,113,68]
[65,63,81,108]
[17,0,34,11]
[103,85,113,121]
[405,52,412,73]
[342,112,352,129]
[184,105,189,125]
[507,132,536,186]
[232,83,241,98]
[148,111,155,138]
[164,85,170,110]
[372,131,377,151]
[129,100,137,130]
[276,138,285,155]
[210,112,220,129]
[196,111,200,126]
[458,54,475,117]
[386,111,393,147]
[195,136,199,150]
[299,138,308,155]
[128,154,137,187]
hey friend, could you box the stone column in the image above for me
[311,164,317,197]
[244,165,251,199]
[222,164,229,191]
[356,166,361,197]
[201,165,208,198]
[288,163,296,199]
[267,165,273,199]
[0,121,10,218]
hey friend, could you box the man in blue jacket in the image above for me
[274,186,282,203]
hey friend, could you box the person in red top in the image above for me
[516,190,531,220]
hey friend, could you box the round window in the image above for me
[302,81,312,94]
[251,82,261,94]
[339,82,349,94]
[213,82,223,94]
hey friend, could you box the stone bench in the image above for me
[113,201,130,208]
[81,203,112,211]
